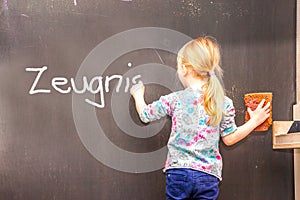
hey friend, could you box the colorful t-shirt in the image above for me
[139,87,237,180]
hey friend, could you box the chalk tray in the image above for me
[273,121,300,149]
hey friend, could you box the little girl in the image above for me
[130,36,270,200]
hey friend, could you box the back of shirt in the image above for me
[139,87,237,180]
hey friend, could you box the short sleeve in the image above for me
[139,93,177,123]
[220,97,237,137]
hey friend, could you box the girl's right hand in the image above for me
[222,99,271,146]
[247,99,271,125]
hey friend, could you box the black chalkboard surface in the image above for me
[0,0,295,199]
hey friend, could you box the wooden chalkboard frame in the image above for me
[273,0,300,198]
[295,1,300,199]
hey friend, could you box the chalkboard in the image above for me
[0,0,295,199]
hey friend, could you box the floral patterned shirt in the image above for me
[139,87,237,180]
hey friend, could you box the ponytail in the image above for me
[203,65,225,127]
[178,36,225,127]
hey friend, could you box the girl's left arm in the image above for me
[130,82,174,123]
[222,99,271,146]
[130,81,146,116]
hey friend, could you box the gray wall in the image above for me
[0,0,295,199]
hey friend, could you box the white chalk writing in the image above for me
[25,66,142,108]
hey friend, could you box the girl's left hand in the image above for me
[247,99,271,125]
[130,81,145,99]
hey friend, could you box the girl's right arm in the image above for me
[222,99,271,146]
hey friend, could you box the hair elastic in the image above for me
[208,70,215,76]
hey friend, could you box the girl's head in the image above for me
[177,36,225,127]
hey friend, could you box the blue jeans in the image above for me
[166,168,219,200]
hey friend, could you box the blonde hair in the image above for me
[177,36,225,127]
